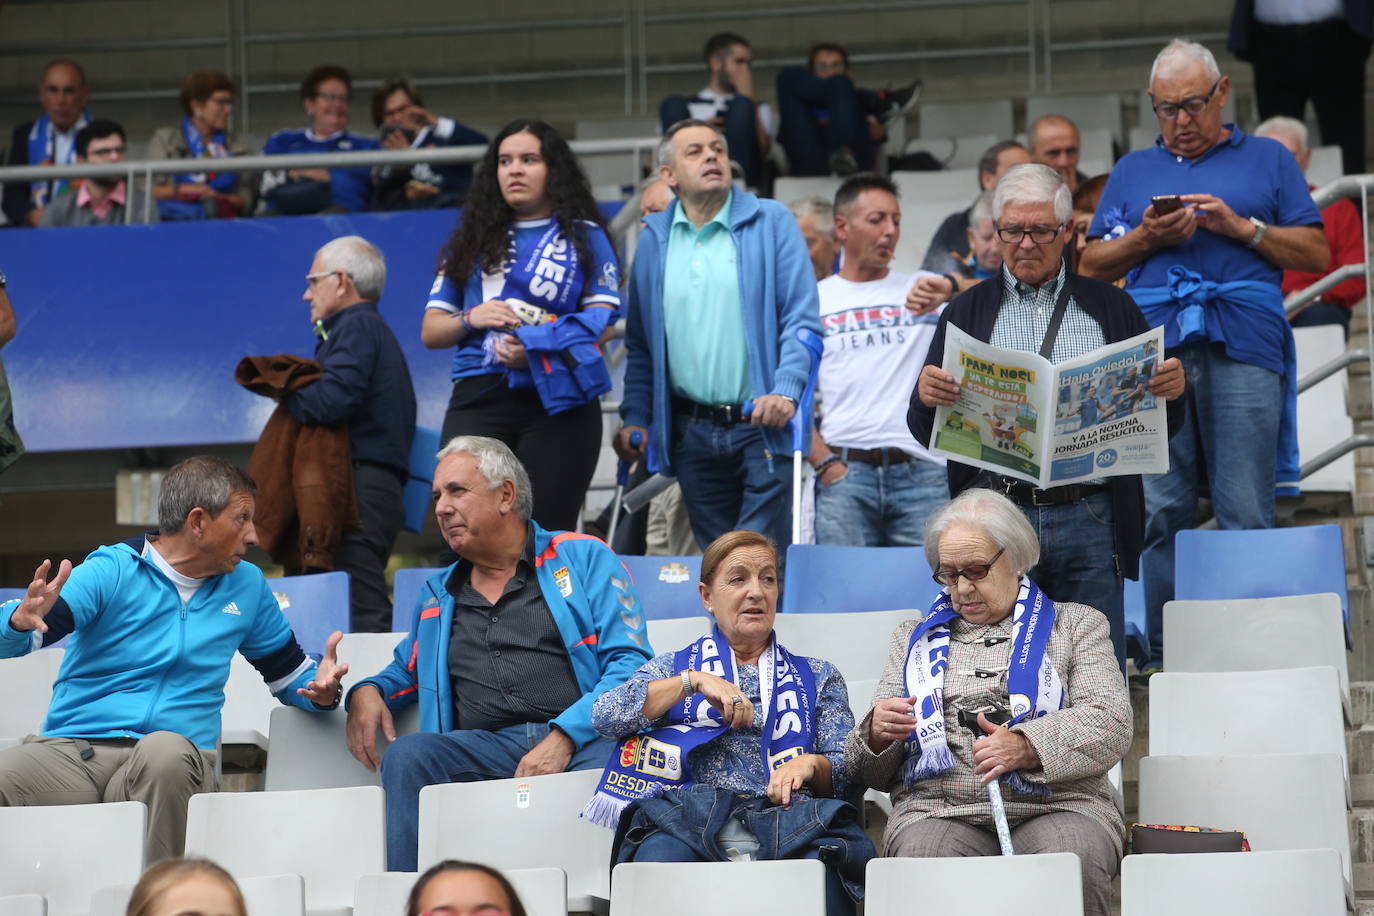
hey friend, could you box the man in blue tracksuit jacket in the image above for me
[0,455,344,862]
[615,118,822,551]
[344,435,653,871]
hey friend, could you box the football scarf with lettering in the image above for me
[27,109,91,208]
[582,625,818,829]
[902,576,1062,797]
[177,117,237,192]
[483,221,585,380]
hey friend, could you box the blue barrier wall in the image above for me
[1,206,620,453]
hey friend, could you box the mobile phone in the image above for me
[1151,194,1184,215]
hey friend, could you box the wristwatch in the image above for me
[1246,217,1268,249]
[0,270,7,288]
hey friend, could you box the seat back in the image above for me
[645,616,710,656]
[392,566,444,633]
[865,853,1083,915]
[617,555,703,620]
[1307,145,1344,185]
[264,702,420,791]
[774,176,843,206]
[610,860,826,916]
[772,609,912,686]
[890,168,982,209]
[91,875,307,916]
[0,801,145,916]
[265,571,352,654]
[918,99,1014,140]
[782,544,933,614]
[220,652,273,749]
[337,631,407,684]
[402,426,441,534]
[845,677,878,724]
[890,199,964,275]
[184,786,385,911]
[1294,324,1355,495]
[904,133,999,170]
[0,649,64,740]
[354,867,567,916]
[0,896,47,916]
[1120,848,1345,916]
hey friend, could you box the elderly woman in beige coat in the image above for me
[844,487,1131,916]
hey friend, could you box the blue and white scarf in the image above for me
[902,576,1063,798]
[583,625,819,829]
[177,117,236,192]
[26,109,92,208]
[483,221,585,382]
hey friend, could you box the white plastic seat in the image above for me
[1128,125,1157,151]
[645,616,709,655]
[264,703,419,791]
[1149,666,1346,770]
[0,649,64,741]
[91,874,305,916]
[772,609,913,687]
[0,801,145,916]
[891,199,962,275]
[184,786,385,913]
[0,896,46,916]
[610,860,826,916]
[1294,324,1355,494]
[418,769,611,912]
[1163,594,1350,710]
[1121,848,1345,915]
[918,99,1014,140]
[904,133,999,170]
[1138,753,1351,887]
[219,652,274,750]
[1308,144,1344,186]
[865,853,1083,915]
[354,867,566,916]
[891,169,982,209]
[336,631,406,684]
[774,176,843,206]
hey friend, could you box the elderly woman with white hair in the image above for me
[844,487,1132,916]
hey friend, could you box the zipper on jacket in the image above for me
[141,597,188,735]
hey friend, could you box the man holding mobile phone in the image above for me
[1078,39,1328,673]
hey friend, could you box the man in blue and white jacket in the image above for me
[0,455,345,862]
[615,118,822,550]
[344,436,652,871]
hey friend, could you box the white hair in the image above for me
[968,189,995,228]
[924,488,1042,575]
[316,235,386,301]
[436,435,534,521]
[992,163,1071,226]
[1254,115,1309,153]
[788,195,834,240]
[1150,39,1221,85]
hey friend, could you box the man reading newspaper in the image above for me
[909,164,1185,674]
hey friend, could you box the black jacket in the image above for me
[907,273,1184,579]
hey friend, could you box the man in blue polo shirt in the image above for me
[1079,39,1328,671]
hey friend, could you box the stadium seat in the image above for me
[264,702,420,791]
[1173,525,1349,641]
[890,169,981,209]
[264,571,352,655]
[918,98,1014,140]
[0,896,46,916]
[845,677,877,724]
[418,769,612,912]
[0,649,64,741]
[865,853,1083,915]
[1163,594,1350,710]
[618,555,702,620]
[1294,324,1355,495]
[184,786,386,913]
[337,631,407,682]
[1128,125,1157,152]
[0,588,23,604]
[1026,93,1124,147]
[392,566,444,632]
[1307,145,1344,186]
[781,544,933,614]
[1075,127,1115,168]
[1149,667,1346,769]
[1137,753,1351,888]
[1122,572,1150,669]
[90,874,306,916]
[772,608,912,686]
[403,426,441,534]
[774,176,844,206]
[610,860,826,916]
[645,615,710,655]
[354,867,567,916]
[904,133,998,170]
[889,199,960,276]
[0,801,145,916]
[219,652,274,750]
[1120,848,1345,916]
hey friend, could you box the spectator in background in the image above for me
[775,42,919,176]
[40,121,160,227]
[1071,174,1110,267]
[260,66,380,215]
[406,861,529,916]
[907,190,1005,312]
[148,70,253,220]
[125,858,246,916]
[789,194,840,281]
[1254,115,1367,336]
[617,119,822,551]
[0,271,21,476]
[3,59,92,228]
[1028,114,1088,193]
[370,77,488,210]
[639,176,675,219]
[921,140,1029,276]
[660,33,773,189]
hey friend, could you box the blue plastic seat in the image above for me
[0,588,23,605]
[392,566,445,632]
[617,555,703,620]
[264,571,351,655]
[1123,572,1150,669]
[1174,525,1350,644]
[781,544,934,614]
[402,427,442,534]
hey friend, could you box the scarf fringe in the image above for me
[1001,770,1051,800]
[580,790,632,829]
[902,742,956,789]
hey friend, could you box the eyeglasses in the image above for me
[206,94,234,106]
[995,224,1064,244]
[305,270,344,285]
[932,547,1006,587]
[84,145,126,159]
[1150,79,1221,120]
[312,90,350,103]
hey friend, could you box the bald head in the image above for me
[38,59,88,131]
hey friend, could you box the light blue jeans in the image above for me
[814,455,948,546]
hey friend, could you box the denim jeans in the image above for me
[775,66,874,175]
[660,95,763,188]
[670,414,792,551]
[1018,490,1126,675]
[379,721,616,871]
[1141,343,1281,668]
[814,456,947,546]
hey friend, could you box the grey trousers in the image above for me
[888,811,1120,916]
[0,731,218,864]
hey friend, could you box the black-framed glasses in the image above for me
[996,224,1063,244]
[1150,79,1221,120]
[932,547,1006,587]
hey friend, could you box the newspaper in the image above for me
[930,325,1168,487]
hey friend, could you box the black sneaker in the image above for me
[828,149,859,176]
[881,78,923,122]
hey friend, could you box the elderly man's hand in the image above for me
[514,727,573,777]
[917,365,960,407]
[614,425,648,461]
[1181,193,1250,242]
[1140,202,1197,249]
[8,559,73,633]
[1148,356,1186,400]
[866,695,918,753]
[345,684,397,773]
[297,630,348,707]
[972,712,1040,784]
[907,275,952,315]
[749,394,796,429]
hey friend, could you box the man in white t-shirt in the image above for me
[660,32,774,188]
[808,173,948,545]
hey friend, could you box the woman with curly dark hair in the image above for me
[423,119,620,531]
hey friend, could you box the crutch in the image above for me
[606,429,643,544]
[790,328,825,544]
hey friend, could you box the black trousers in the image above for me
[440,374,602,533]
[1249,19,1371,175]
[335,461,406,633]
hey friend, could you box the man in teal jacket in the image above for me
[0,455,345,862]
[615,118,822,551]
[345,435,652,871]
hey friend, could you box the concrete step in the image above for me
[1354,683,1374,728]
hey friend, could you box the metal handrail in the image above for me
[1297,349,1371,394]
[1312,175,1374,209]
[1284,264,1365,316]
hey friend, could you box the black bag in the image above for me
[267,178,333,215]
